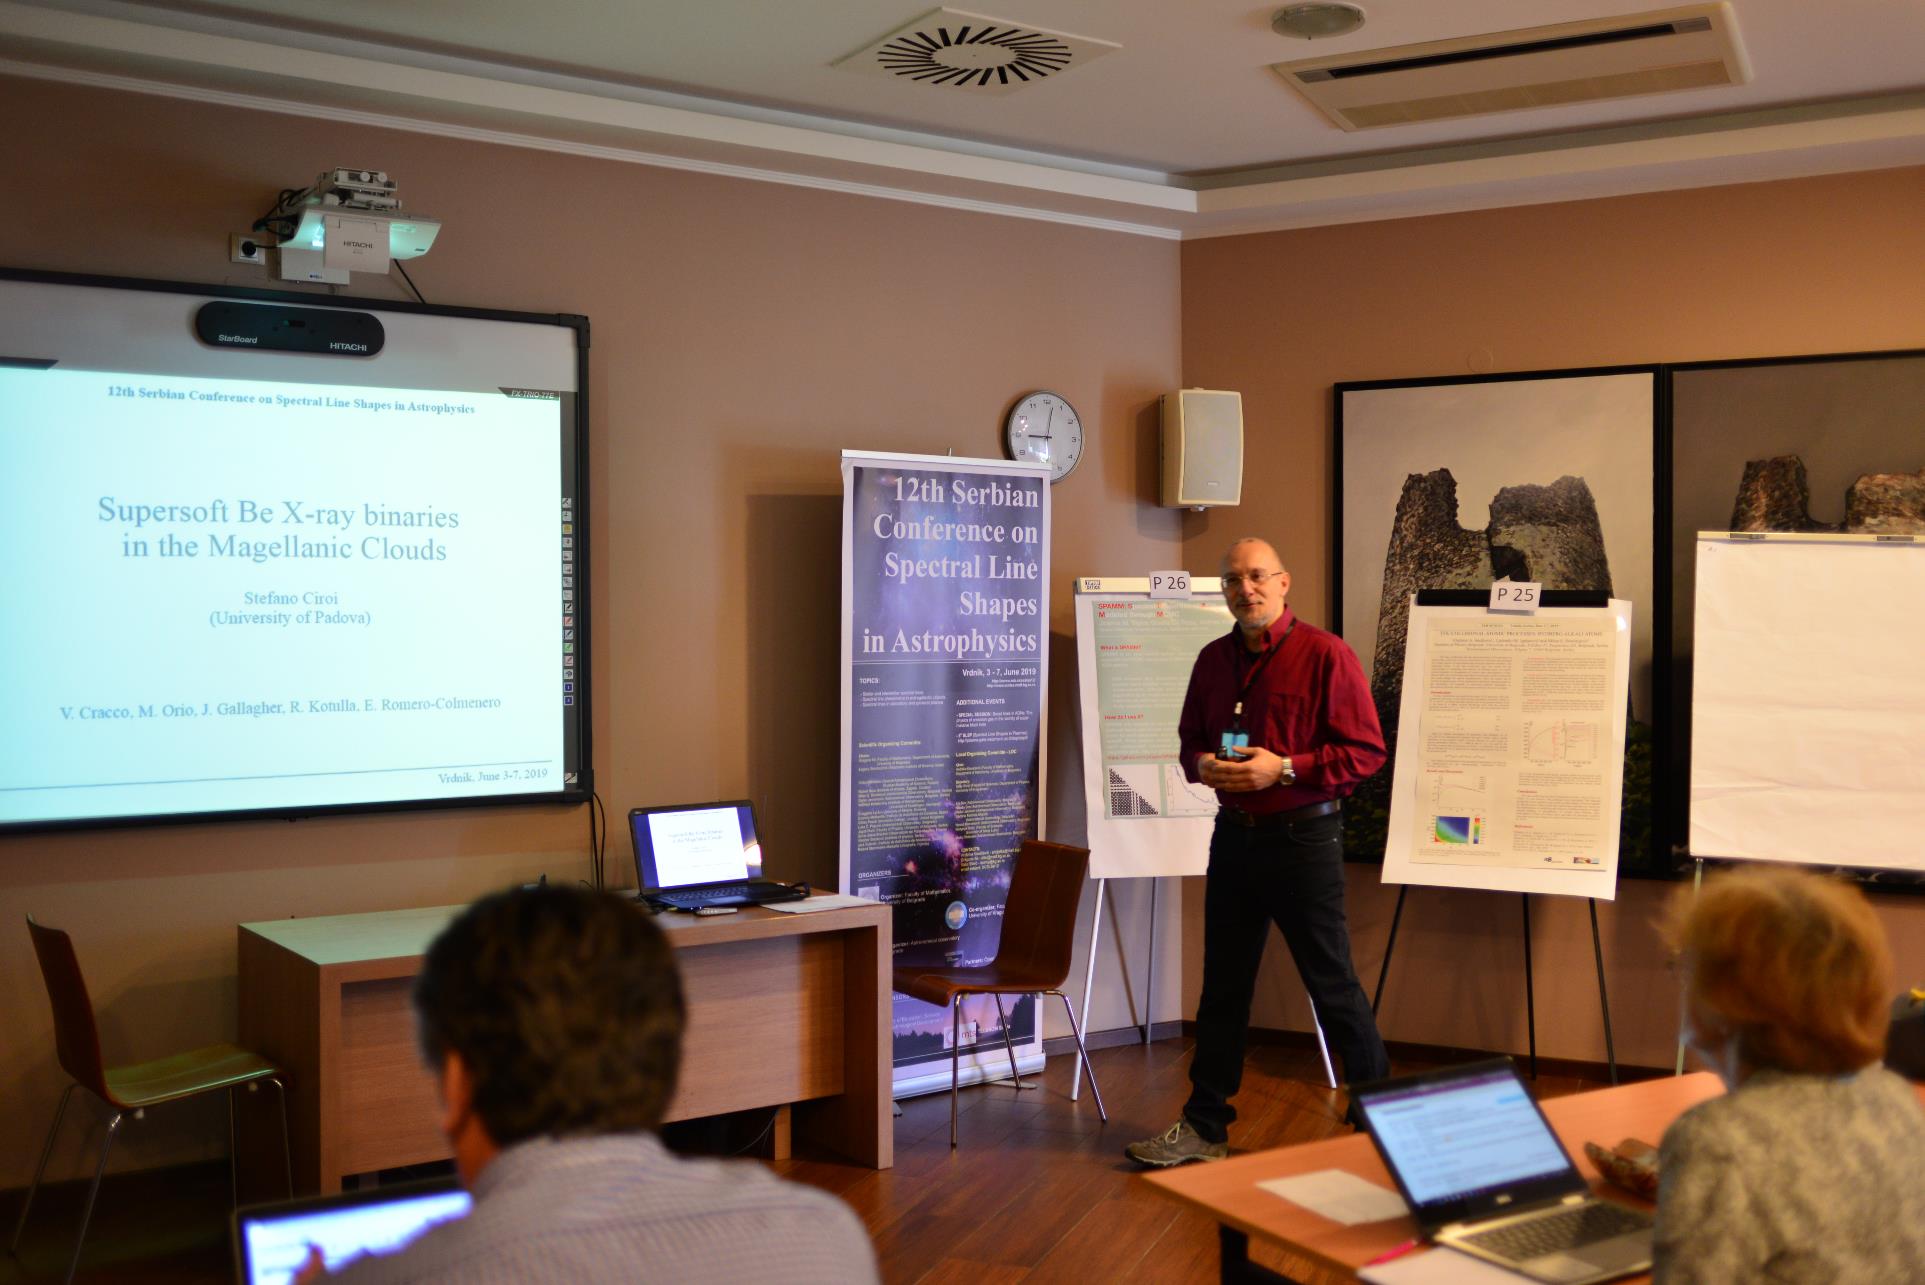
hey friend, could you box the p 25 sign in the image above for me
[1489,580,1542,614]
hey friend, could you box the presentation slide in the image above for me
[0,363,567,825]
[1367,1074,1571,1205]
[241,1190,471,1284]
[646,807,754,886]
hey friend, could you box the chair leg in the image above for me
[270,1077,294,1198]
[9,1082,76,1255]
[949,998,962,1149]
[991,994,1034,1090]
[227,1086,239,1209]
[1051,990,1108,1122]
[64,1110,123,1285]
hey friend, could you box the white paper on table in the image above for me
[1257,1169,1408,1225]
[1361,1245,1534,1284]
[764,893,873,914]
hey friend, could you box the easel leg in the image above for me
[1588,898,1618,1085]
[1308,995,1337,1090]
[1521,893,1537,1080]
[1143,878,1158,1044]
[1073,878,1106,1102]
[1674,857,1705,1075]
[1371,885,1408,1017]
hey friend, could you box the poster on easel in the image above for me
[1072,577,1230,879]
[1382,598,1633,900]
[837,450,1052,1094]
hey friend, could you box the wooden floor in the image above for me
[0,1038,1616,1284]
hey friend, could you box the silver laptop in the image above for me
[628,800,807,910]
[1350,1058,1653,1284]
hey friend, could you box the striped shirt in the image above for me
[327,1132,878,1285]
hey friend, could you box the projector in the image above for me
[255,169,441,284]
[283,207,442,260]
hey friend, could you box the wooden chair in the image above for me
[10,915,292,1284]
[893,839,1109,1147]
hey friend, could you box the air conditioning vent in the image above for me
[835,8,1119,95]
[1272,3,1748,130]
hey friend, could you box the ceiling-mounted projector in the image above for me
[255,169,441,284]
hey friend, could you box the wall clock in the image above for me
[1003,390,1084,483]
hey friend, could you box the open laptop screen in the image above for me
[235,1180,470,1284]
[1355,1061,1579,1211]
[630,800,763,891]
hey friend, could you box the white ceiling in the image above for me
[4,0,1924,237]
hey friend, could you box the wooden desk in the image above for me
[1145,1072,1726,1284]
[238,898,892,1193]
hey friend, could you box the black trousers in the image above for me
[1182,809,1389,1143]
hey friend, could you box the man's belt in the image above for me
[1217,799,1341,828]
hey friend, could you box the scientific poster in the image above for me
[1072,579,1230,878]
[1382,600,1633,900]
[838,451,1051,1091]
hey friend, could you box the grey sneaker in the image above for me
[1125,1119,1228,1168]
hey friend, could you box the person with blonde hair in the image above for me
[1654,864,1925,1283]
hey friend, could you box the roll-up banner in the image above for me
[838,451,1051,1094]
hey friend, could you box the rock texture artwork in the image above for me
[1370,469,1613,727]
[1729,455,1925,535]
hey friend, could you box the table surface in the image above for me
[1143,1072,1727,1282]
[240,894,890,966]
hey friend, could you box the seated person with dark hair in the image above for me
[1655,866,1925,1284]
[303,885,879,1284]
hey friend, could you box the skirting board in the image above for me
[1042,1020,1184,1059]
[1179,1021,1670,1085]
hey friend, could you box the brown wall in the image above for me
[1177,167,1925,1072]
[0,74,1183,1185]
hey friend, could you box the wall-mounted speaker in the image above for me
[1160,388,1243,509]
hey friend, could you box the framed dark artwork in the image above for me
[1667,349,1925,886]
[1333,368,1663,875]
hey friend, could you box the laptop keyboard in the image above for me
[670,884,753,904]
[1460,1202,1650,1262]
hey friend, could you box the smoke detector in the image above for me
[836,8,1119,95]
[1272,4,1367,41]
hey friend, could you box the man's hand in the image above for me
[1198,745,1288,792]
[293,1244,329,1285]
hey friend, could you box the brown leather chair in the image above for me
[10,915,292,1284]
[893,839,1108,1147]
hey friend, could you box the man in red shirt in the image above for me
[1127,537,1390,1167]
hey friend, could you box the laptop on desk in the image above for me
[1351,1058,1654,1285]
[629,799,808,910]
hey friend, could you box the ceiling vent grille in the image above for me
[1272,3,1748,130]
[836,8,1119,96]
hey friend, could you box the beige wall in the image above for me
[0,75,1184,1186]
[1176,167,1925,1072]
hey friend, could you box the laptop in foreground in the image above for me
[234,1178,470,1284]
[1351,1058,1654,1284]
[629,799,807,910]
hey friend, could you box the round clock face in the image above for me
[1003,390,1084,482]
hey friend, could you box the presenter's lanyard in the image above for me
[1230,618,1296,734]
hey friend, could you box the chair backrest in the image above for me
[991,839,1091,987]
[25,916,112,1102]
